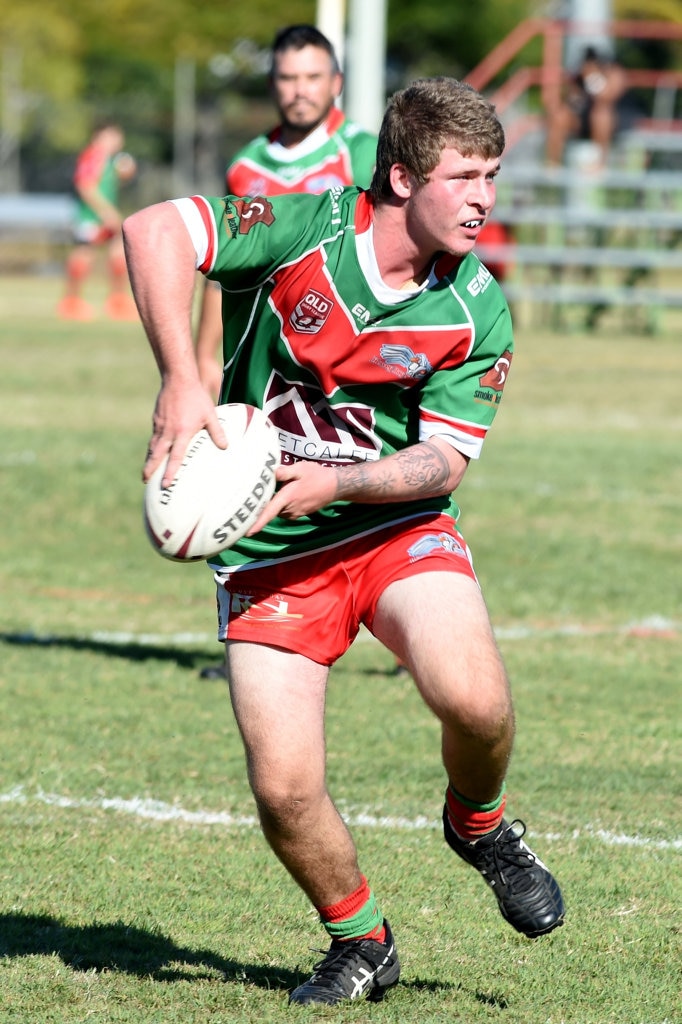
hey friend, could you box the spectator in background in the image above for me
[57,120,138,322]
[195,23,381,681]
[545,47,630,169]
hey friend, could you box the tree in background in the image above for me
[2,0,682,192]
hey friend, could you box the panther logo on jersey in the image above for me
[479,349,512,390]
[232,197,275,234]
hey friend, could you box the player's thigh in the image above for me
[225,639,329,793]
[372,571,510,720]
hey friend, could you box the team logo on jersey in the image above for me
[232,196,275,234]
[407,533,467,561]
[289,289,334,334]
[474,349,512,407]
[479,349,512,390]
[378,343,432,380]
[263,372,381,463]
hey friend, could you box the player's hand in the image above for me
[143,381,227,487]
[246,460,337,535]
[114,151,137,182]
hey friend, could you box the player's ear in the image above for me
[389,163,413,199]
[332,71,344,100]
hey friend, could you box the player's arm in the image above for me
[77,180,122,231]
[334,437,468,500]
[122,201,226,485]
[192,160,240,400]
[247,438,468,534]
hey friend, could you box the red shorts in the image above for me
[213,514,477,665]
[73,223,116,245]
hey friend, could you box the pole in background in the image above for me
[344,0,387,133]
[565,0,613,67]
[173,56,196,197]
[316,0,346,80]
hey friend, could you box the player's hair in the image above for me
[369,77,505,201]
[270,24,341,76]
[92,118,123,137]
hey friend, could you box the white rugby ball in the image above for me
[143,403,280,561]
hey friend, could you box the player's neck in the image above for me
[372,203,433,291]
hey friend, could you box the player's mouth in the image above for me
[460,218,485,238]
[288,101,315,117]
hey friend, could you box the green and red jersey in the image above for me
[173,186,513,568]
[73,142,119,230]
[226,107,376,197]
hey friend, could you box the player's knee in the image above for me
[441,684,514,748]
[251,775,325,834]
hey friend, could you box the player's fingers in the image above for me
[246,484,296,535]
[142,434,170,483]
[205,407,228,450]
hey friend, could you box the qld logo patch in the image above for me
[289,289,334,334]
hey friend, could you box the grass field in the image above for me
[1,274,680,1023]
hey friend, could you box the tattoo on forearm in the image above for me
[335,442,450,502]
[396,442,450,492]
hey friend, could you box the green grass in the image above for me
[1,275,680,1023]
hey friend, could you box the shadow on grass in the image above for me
[0,912,296,988]
[0,913,463,996]
[0,631,213,671]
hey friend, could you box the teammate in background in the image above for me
[195,23,376,399]
[124,76,565,1007]
[196,23,380,680]
[57,120,138,322]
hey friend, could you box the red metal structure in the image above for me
[464,19,682,151]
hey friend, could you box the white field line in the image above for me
[5,615,681,652]
[1,785,680,852]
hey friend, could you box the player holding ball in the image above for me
[124,75,565,1008]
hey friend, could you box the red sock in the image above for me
[445,784,506,841]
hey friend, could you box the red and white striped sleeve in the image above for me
[170,196,219,274]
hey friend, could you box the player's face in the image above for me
[271,45,342,140]
[403,146,501,258]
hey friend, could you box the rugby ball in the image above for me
[143,403,280,561]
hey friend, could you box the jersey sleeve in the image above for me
[418,292,513,460]
[171,191,336,288]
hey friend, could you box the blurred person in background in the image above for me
[545,47,632,169]
[195,23,384,680]
[57,120,138,322]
